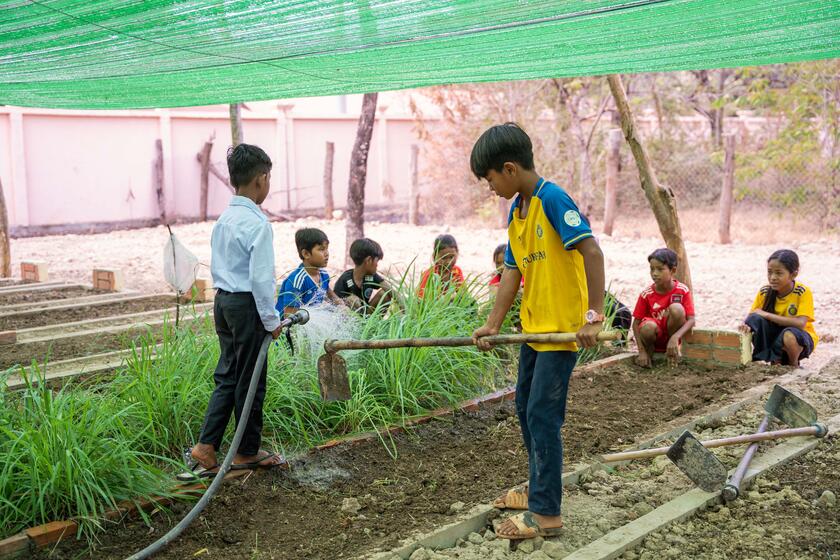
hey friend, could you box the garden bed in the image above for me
[0,294,177,331]
[0,285,98,306]
[39,359,780,560]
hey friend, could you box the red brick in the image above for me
[714,332,742,349]
[684,330,714,345]
[25,521,78,548]
[0,331,16,345]
[0,533,30,558]
[92,269,123,292]
[683,345,712,361]
[188,278,214,302]
[713,347,744,365]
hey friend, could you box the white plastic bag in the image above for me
[163,232,199,295]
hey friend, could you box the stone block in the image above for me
[92,269,123,292]
[20,261,48,283]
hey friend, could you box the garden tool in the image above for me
[666,384,822,493]
[722,385,818,501]
[317,331,622,401]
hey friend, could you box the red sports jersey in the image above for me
[633,281,695,322]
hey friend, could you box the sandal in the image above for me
[492,483,529,510]
[176,461,220,481]
[230,451,283,470]
[494,511,563,540]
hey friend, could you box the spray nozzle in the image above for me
[280,309,310,329]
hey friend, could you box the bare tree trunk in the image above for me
[0,176,10,277]
[323,141,335,220]
[603,128,622,236]
[345,92,378,266]
[198,137,213,221]
[718,133,736,244]
[607,74,693,290]
[153,139,168,225]
[409,144,420,225]
[229,103,243,147]
[563,92,595,217]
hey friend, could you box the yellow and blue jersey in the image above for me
[504,178,593,351]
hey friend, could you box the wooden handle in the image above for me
[601,424,827,463]
[324,331,621,353]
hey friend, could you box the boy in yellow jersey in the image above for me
[471,123,606,539]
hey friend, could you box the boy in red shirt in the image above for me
[632,248,695,367]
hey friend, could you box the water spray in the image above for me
[125,309,309,560]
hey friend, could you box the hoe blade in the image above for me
[765,385,817,428]
[666,431,728,493]
[317,352,351,401]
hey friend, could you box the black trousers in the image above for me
[198,290,268,456]
[745,313,813,364]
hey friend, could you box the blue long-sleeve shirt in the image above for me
[210,196,282,332]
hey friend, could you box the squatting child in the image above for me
[334,238,395,314]
[632,248,696,367]
[276,228,341,315]
[739,249,817,367]
[417,234,465,297]
[471,123,606,540]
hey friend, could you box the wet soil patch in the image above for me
[37,360,778,560]
[0,295,177,331]
[0,286,101,306]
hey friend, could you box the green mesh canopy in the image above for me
[1,0,838,109]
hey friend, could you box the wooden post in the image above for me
[323,141,335,219]
[409,144,420,225]
[0,176,10,277]
[603,128,622,236]
[719,133,736,244]
[198,137,213,221]
[229,103,243,147]
[345,92,378,266]
[607,74,693,290]
[153,139,167,225]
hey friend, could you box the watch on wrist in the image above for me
[585,309,606,324]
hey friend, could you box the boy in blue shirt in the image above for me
[276,228,342,315]
[187,144,284,478]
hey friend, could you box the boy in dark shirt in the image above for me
[334,238,394,313]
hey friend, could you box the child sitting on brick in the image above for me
[632,248,695,367]
[276,228,342,315]
[334,238,396,314]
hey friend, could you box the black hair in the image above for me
[470,122,535,179]
[433,234,458,257]
[493,244,507,261]
[349,238,384,266]
[227,143,272,189]
[647,248,678,270]
[761,249,800,314]
[295,228,329,259]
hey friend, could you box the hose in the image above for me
[125,333,272,560]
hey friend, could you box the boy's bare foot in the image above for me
[191,443,217,469]
[635,352,652,368]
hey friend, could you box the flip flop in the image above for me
[230,451,282,471]
[176,462,220,481]
[494,511,564,540]
[492,483,529,510]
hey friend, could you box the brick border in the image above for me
[683,328,751,367]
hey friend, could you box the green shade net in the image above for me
[1,0,838,109]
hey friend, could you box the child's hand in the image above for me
[752,309,769,319]
[635,351,652,369]
[666,336,681,366]
[737,323,751,334]
[576,322,602,349]
[473,324,499,351]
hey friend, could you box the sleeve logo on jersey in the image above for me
[536,224,544,238]
[671,294,683,303]
[788,304,798,316]
[564,210,582,227]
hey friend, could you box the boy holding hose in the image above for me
[471,123,606,539]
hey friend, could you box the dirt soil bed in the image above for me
[0,286,101,306]
[0,327,164,371]
[38,359,780,560]
[0,295,177,331]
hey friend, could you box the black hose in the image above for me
[125,334,272,560]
